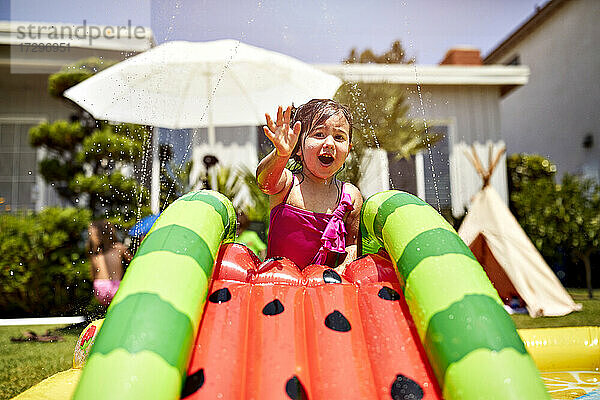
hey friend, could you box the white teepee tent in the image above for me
[458,146,581,317]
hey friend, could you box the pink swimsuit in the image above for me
[93,279,120,306]
[267,178,353,269]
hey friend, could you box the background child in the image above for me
[256,99,363,272]
[87,220,132,306]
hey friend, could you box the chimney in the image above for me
[440,47,482,66]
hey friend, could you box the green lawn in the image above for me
[511,288,600,329]
[0,324,83,400]
[1,289,598,399]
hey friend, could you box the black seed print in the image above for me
[285,375,308,400]
[324,310,351,332]
[267,256,284,261]
[390,374,424,400]
[208,288,231,303]
[378,286,401,301]
[323,269,342,284]
[181,368,205,398]
[263,299,285,316]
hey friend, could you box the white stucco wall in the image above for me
[404,84,509,212]
[345,84,510,213]
[403,84,502,145]
[492,0,600,179]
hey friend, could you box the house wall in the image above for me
[400,84,508,213]
[403,84,502,145]
[316,63,524,211]
[0,41,149,211]
[489,0,600,179]
[0,63,72,210]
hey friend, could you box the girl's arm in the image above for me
[256,149,292,195]
[89,253,107,280]
[256,105,301,196]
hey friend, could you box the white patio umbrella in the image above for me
[65,39,341,134]
[64,40,342,212]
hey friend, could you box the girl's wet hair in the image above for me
[289,99,353,165]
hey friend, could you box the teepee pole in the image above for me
[488,147,506,179]
[464,144,506,189]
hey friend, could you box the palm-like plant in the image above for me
[334,82,439,185]
[234,165,270,225]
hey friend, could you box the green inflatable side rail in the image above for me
[360,190,550,400]
[73,190,236,400]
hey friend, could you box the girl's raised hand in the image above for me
[264,105,301,158]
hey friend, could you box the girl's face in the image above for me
[297,112,351,181]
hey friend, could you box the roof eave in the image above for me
[315,63,529,94]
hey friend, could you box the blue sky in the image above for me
[2,0,549,63]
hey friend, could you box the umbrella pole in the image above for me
[190,73,216,190]
[207,72,216,147]
[206,72,218,190]
[151,126,160,213]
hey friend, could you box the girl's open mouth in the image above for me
[318,154,334,166]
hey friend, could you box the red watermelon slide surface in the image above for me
[183,243,443,400]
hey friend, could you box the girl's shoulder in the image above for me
[342,181,360,196]
[342,182,363,209]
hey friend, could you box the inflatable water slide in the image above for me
[15,190,600,399]
[64,189,551,400]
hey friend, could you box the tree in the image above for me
[48,57,118,99]
[30,120,150,226]
[337,40,436,186]
[507,153,556,194]
[553,175,600,298]
[29,57,151,226]
[343,40,414,64]
[508,154,600,298]
[507,154,560,263]
[334,82,435,185]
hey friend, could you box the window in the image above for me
[388,153,417,195]
[0,121,38,211]
[422,125,452,209]
[388,123,452,210]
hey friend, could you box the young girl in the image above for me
[256,99,363,272]
[87,220,132,306]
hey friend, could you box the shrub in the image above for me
[507,154,559,264]
[0,207,92,317]
[508,154,600,297]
